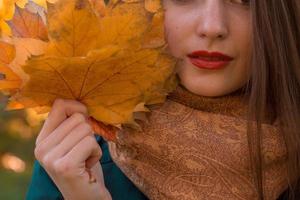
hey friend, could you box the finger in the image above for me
[64,135,102,170]
[90,162,105,184]
[86,150,101,170]
[36,99,88,145]
[45,121,94,161]
[35,113,87,159]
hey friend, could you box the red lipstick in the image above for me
[187,50,234,70]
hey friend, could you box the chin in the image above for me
[176,63,248,97]
[179,77,241,97]
[182,83,228,97]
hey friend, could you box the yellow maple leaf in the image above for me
[0,0,52,36]
[3,0,177,141]
[45,0,154,57]
[0,0,28,35]
[0,41,21,91]
[30,0,57,8]
[121,0,161,13]
[0,37,47,102]
[19,45,176,124]
[144,0,161,13]
[9,37,47,82]
[141,11,165,48]
[0,2,47,94]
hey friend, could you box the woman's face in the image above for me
[163,0,252,97]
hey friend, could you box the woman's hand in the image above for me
[34,99,112,200]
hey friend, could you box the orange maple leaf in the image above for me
[1,0,178,141]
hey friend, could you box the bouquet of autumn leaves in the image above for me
[0,0,178,141]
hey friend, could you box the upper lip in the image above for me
[187,50,234,61]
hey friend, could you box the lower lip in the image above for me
[188,57,232,70]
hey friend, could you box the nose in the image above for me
[195,0,228,41]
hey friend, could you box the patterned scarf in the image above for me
[107,85,288,200]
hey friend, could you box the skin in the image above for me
[34,0,253,199]
[34,99,112,200]
[163,0,252,97]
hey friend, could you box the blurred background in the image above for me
[0,93,47,199]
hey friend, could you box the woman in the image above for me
[26,0,300,199]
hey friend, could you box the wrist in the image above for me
[61,182,112,200]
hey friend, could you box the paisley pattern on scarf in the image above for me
[108,85,288,200]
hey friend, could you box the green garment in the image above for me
[26,135,149,200]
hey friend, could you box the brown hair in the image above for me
[246,0,300,199]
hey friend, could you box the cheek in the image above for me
[231,11,252,60]
[164,11,187,58]
[228,11,252,84]
[236,22,252,82]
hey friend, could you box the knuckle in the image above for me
[35,136,41,146]
[85,136,102,157]
[78,122,93,134]
[53,98,65,108]
[53,160,73,177]
[41,154,54,169]
[72,112,86,123]
[72,101,88,115]
[34,145,45,161]
[53,162,65,174]
[97,147,103,157]
[33,147,40,160]
[80,104,88,115]
[85,135,97,144]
